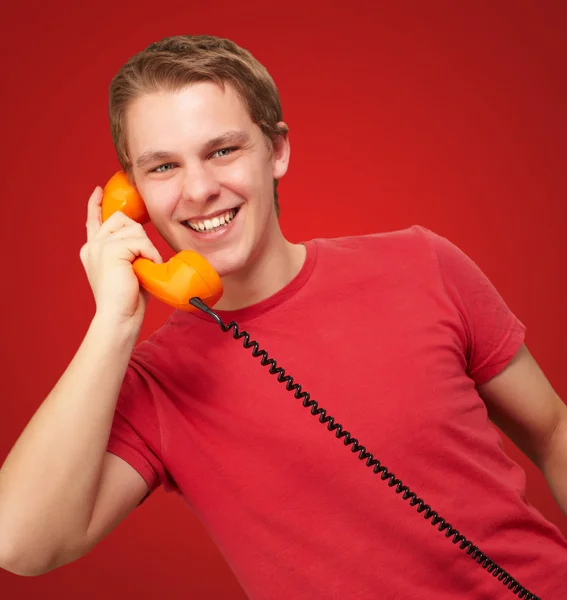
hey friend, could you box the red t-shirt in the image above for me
[107,225,567,599]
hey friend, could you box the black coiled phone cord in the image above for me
[189,297,541,599]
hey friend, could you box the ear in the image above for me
[271,121,290,180]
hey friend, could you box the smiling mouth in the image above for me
[184,207,240,233]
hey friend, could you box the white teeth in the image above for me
[187,209,237,232]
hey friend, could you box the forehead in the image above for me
[125,81,256,155]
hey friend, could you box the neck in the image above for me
[214,226,306,312]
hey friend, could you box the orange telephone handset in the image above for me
[101,171,223,312]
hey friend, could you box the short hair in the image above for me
[109,34,288,215]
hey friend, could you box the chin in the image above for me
[207,251,251,279]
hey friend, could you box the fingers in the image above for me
[123,236,164,264]
[108,222,145,240]
[108,224,164,263]
[92,234,163,264]
[83,188,162,270]
[96,210,137,237]
[86,188,140,240]
[81,223,163,264]
[86,187,103,241]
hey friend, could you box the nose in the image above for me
[180,162,221,208]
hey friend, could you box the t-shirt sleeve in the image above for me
[106,359,168,502]
[418,226,526,385]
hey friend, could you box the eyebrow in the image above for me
[135,130,251,169]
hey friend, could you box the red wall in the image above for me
[1,1,565,598]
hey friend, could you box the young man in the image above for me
[0,34,566,599]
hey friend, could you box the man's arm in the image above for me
[0,188,163,575]
[476,343,567,518]
[0,318,148,576]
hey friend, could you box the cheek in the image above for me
[142,180,181,220]
[224,158,273,202]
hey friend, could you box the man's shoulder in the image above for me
[299,225,447,296]
[309,224,439,258]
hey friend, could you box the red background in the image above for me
[1,1,566,598]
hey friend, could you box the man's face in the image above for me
[125,81,289,277]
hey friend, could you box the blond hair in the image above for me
[109,34,287,215]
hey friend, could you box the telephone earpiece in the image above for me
[101,171,223,312]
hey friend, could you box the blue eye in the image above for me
[154,163,175,173]
[213,147,237,158]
